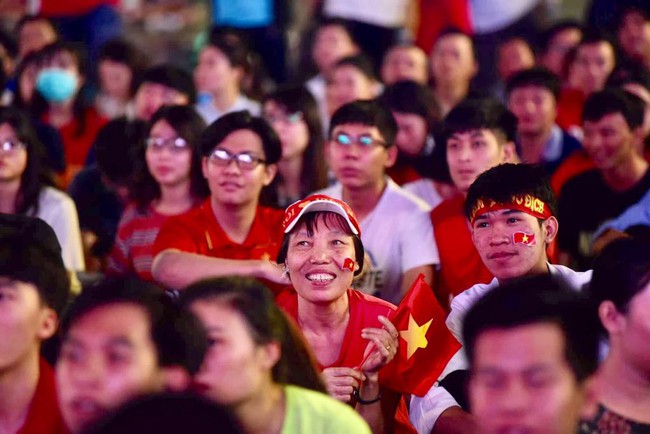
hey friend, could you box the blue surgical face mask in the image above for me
[35,68,79,103]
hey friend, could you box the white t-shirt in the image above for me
[409,264,592,434]
[323,0,409,28]
[403,179,444,210]
[317,179,439,304]
[195,94,261,125]
[33,186,85,271]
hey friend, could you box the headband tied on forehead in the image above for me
[470,194,553,224]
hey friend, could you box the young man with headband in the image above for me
[410,163,592,434]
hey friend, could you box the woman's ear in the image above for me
[260,341,281,370]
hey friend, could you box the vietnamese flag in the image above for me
[381,274,461,396]
[513,231,536,246]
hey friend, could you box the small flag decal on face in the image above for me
[513,231,536,246]
[342,257,355,272]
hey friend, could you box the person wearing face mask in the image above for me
[34,41,108,186]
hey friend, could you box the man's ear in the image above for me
[385,145,398,168]
[542,216,559,243]
[37,307,58,340]
[501,141,517,163]
[263,164,278,186]
[162,366,192,392]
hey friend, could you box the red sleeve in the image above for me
[152,215,201,256]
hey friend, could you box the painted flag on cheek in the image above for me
[342,257,355,272]
[380,274,461,396]
[513,231,536,246]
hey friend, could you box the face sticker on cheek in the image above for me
[341,257,356,272]
[513,231,536,246]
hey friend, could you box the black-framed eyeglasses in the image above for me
[145,137,190,153]
[264,111,303,125]
[0,140,26,154]
[209,148,266,170]
[332,132,387,148]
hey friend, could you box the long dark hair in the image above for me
[180,277,327,393]
[131,105,209,212]
[262,86,327,204]
[0,107,53,214]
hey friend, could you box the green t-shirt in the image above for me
[282,385,371,434]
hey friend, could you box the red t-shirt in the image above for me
[431,195,493,305]
[276,288,396,371]
[556,87,585,132]
[18,358,69,434]
[40,0,117,17]
[153,199,284,261]
[387,162,422,186]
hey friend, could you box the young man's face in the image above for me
[497,39,535,82]
[618,10,650,62]
[202,129,277,208]
[508,86,557,137]
[0,278,56,371]
[471,210,556,280]
[582,112,639,171]
[381,46,429,85]
[133,82,190,121]
[312,25,358,74]
[571,42,616,96]
[327,65,376,115]
[541,28,582,77]
[431,34,476,86]
[446,129,512,193]
[470,322,590,434]
[326,123,396,191]
[56,302,164,433]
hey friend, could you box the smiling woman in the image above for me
[275,194,400,433]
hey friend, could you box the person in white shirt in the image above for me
[317,100,438,305]
[410,163,591,434]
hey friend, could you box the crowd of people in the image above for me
[1,0,650,433]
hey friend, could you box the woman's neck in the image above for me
[277,156,304,200]
[211,85,240,113]
[47,100,75,128]
[155,180,195,215]
[0,179,21,213]
[297,293,350,334]
[235,382,285,434]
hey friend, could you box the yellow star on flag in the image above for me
[399,314,433,359]
[522,234,528,243]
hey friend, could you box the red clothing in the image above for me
[276,288,396,371]
[415,0,472,54]
[153,199,284,261]
[551,150,594,196]
[40,0,117,16]
[18,358,68,434]
[387,162,422,186]
[44,108,108,187]
[108,203,185,282]
[431,195,493,305]
[556,87,585,132]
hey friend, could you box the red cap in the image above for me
[282,194,361,236]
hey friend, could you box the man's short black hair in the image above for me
[464,163,558,220]
[199,110,282,164]
[506,67,562,101]
[577,27,617,63]
[538,20,583,54]
[380,80,440,123]
[463,274,600,383]
[443,98,518,145]
[435,27,477,60]
[333,54,377,80]
[606,63,650,92]
[582,88,644,129]
[59,277,208,375]
[589,237,650,316]
[316,17,357,44]
[329,99,398,147]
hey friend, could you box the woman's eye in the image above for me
[507,217,520,224]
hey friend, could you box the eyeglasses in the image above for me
[145,137,190,153]
[332,132,387,148]
[209,148,266,170]
[264,112,303,125]
[0,140,26,154]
